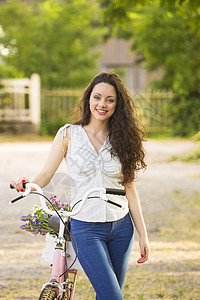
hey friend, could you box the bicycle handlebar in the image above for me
[105,188,126,196]
[10,183,126,216]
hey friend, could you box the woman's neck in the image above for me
[84,119,108,135]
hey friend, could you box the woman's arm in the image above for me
[125,181,150,264]
[11,129,69,191]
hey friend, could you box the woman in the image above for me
[11,72,150,300]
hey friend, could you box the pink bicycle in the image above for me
[10,182,125,299]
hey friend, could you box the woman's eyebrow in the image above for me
[106,95,116,99]
[93,92,116,99]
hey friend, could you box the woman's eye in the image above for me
[107,98,114,103]
[94,96,100,100]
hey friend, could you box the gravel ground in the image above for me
[0,138,199,299]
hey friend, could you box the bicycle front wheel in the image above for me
[39,286,58,300]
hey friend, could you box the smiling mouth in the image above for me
[96,109,108,115]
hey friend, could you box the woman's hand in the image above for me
[10,177,30,192]
[137,236,150,264]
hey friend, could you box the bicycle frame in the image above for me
[40,218,77,299]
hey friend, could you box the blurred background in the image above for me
[0,0,200,299]
[0,0,199,138]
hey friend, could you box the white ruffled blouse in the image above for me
[59,124,129,222]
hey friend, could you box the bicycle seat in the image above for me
[48,216,71,240]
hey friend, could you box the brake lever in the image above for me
[100,192,125,209]
[104,199,125,209]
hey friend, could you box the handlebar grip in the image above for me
[106,188,126,196]
[9,195,25,204]
[10,182,27,189]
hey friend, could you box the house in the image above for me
[98,38,160,91]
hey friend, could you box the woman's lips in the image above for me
[96,109,108,115]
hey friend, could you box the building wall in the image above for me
[98,38,161,91]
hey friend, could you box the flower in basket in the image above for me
[20,195,70,236]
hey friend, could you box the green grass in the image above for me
[170,144,200,163]
[123,268,200,300]
[146,132,190,141]
[156,191,200,242]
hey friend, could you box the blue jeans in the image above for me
[70,213,134,300]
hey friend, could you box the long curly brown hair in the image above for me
[73,72,147,185]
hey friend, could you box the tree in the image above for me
[99,0,199,27]
[99,0,200,136]
[0,0,106,88]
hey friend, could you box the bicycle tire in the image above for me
[39,286,58,300]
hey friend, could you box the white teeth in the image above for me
[97,109,106,113]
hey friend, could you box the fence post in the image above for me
[30,73,41,131]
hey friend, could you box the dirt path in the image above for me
[0,139,199,299]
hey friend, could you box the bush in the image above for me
[169,92,200,136]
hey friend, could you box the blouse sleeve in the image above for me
[58,124,71,152]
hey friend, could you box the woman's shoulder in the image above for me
[59,123,70,132]
[59,123,80,131]
[58,123,82,137]
[58,124,82,152]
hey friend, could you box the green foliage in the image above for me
[129,4,200,135]
[169,93,200,136]
[0,63,23,79]
[0,0,106,88]
[99,0,200,25]
[40,115,70,136]
[99,0,200,136]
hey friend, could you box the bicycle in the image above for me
[10,182,126,300]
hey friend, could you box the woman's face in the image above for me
[89,82,117,123]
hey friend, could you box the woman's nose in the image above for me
[98,99,106,107]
